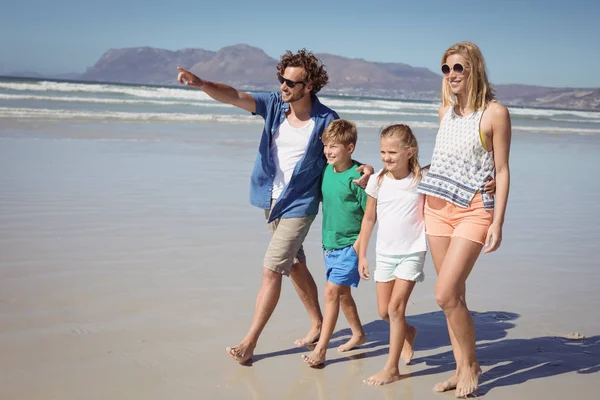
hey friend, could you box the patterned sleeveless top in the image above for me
[418,106,495,209]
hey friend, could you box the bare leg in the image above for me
[376,281,395,322]
[375,280,418,363]
[364,278,416,385]
[226,267,282,364]
[290,262,323,347]
[435,238,483,398]
[337,290,366,352]
[302,281,344,366]
[428,235,461,392]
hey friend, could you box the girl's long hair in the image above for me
[377,124,421,186]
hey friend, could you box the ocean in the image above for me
[1,77,599,135]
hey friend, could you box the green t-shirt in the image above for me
[321,161,368,250]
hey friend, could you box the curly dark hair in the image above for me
[276,49,329,94]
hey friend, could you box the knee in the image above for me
[262,267,282,284]
[324,285,341,303]
[387,302,407,322]
[339,288,353,302]
[435,288,460,311]
[378,307,389,321]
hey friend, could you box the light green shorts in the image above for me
[374,251,426,283]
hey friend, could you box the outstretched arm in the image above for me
[484,103,511,253]
[177,66,256,114]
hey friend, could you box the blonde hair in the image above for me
[441,42,495,111]
[322,119,358,147]
[377,124,421,186]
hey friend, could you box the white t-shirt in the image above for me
[270,119,315,199]
[365,170,427,256]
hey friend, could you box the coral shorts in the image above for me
[424,193,493,245]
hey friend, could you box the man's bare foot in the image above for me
[455,365,481,398]
[363,368,401,386]
[294,327,321,347]
[301,348,326,367]
[401,325,418,364]
[433,373,458,393]
[337,333,366,352]
[226,343,255,364]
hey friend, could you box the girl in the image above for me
[417,41,511,398]
[358,124,426,386]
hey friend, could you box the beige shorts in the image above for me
[264,204,316,276]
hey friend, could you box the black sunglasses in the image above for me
[277,74,305,88]
[441,63,465,75]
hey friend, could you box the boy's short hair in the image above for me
[322,119,357,146]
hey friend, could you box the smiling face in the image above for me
[323,139,354,170]
[444,53,469,97]
[279,67,312,103]
[380,136,415,175]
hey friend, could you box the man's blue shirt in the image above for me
[249,92,339,222]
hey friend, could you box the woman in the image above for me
[417,42,511,398]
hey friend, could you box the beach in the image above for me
[1,79,600,399]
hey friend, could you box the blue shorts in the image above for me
[323,245,361,288]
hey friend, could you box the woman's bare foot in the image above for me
[433,373,458,393]
[401,325,418,364]
[301,348,326,367]
[225,342,255,364]
[455,365,481,398]
[337,333,366,352]
[294,327,321,347]
[363,368,402,386]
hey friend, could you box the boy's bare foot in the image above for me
[337,333,366,352]
[226,342,255,364]
[294,327,321,347]
[455,365,481,398]
[433,373,458,393]
[401,325,418,364]
[301,348,326,367]
[363,368,401,386]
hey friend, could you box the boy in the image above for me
[302,119,367,366]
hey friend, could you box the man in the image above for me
[177,49,371,364]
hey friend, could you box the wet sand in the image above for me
[1,123,599,399]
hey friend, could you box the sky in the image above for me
[1,0,599,88]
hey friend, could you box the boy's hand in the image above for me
[353,164,375,189]
[358,257,370,280]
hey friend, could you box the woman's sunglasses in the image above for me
[441,63,465,75]
[277,74,305,88]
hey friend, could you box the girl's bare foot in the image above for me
[226,342,255,364]
[294,327,321,347]
[401,325,418,364]
[301,348,326,367]
[433,373,458,393]
[363,368,401,386]
[455,365,481,398]
[337,333,366,352]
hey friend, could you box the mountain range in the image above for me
[9,44,600,110]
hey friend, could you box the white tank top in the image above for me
[270,118,315,200]
[418,107,495,209]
